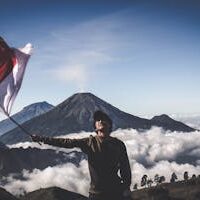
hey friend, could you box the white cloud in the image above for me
[52,64,87,92]
[3,161,90,197]
[48,48,114,92]
[4,128,200,196]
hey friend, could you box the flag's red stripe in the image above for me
[0,40,17,83]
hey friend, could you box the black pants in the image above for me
[89,192,123,200]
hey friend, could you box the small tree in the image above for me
[184,171,189,181]
[190,174,197,185]
[191,174,196,179]
[170,172,177,183]
[147,179,153,188]
[197,175,200,184]
[154,174,160,185]
[141,175,148,187]
[133,183,138,190]
[158,176,165,184]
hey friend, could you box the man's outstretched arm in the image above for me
[31,134,90,153]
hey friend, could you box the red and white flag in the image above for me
[0,37,32,115]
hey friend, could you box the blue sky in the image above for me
[1,0,200,118]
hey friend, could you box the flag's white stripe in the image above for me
[0,43,32,115]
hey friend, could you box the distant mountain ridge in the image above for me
[0,147,85,177]
[0,188,18,200]
[20,187,87,200]
[174,115,200,129]
[0,141,8,150]
[0,102,54,136]
[151,114,196,132]
[0,93,196,145]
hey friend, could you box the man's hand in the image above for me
[30,134,43,143]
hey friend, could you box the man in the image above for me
[31,110,132,200]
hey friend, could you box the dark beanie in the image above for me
[93,110,112,132]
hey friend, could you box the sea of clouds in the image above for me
[3,127,200,196]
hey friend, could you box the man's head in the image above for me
[93,110,112,137]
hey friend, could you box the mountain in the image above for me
[0,187,19,200]
[20,187,87,200]
[0,93,196,145]
[151,114,195,132]
[0,141,8,150]
[174,115,200,130]
[0,147,85,177]
[0,102,54,136]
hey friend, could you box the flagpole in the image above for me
[7,113,43,145]
[0,103,31,136]
[0,106,42,144]
[2,110,42,145]
[6,114,31,136]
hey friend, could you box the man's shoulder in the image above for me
[109,136,125,146]
[87,134,97,145]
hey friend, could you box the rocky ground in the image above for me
[0,179,200,200]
